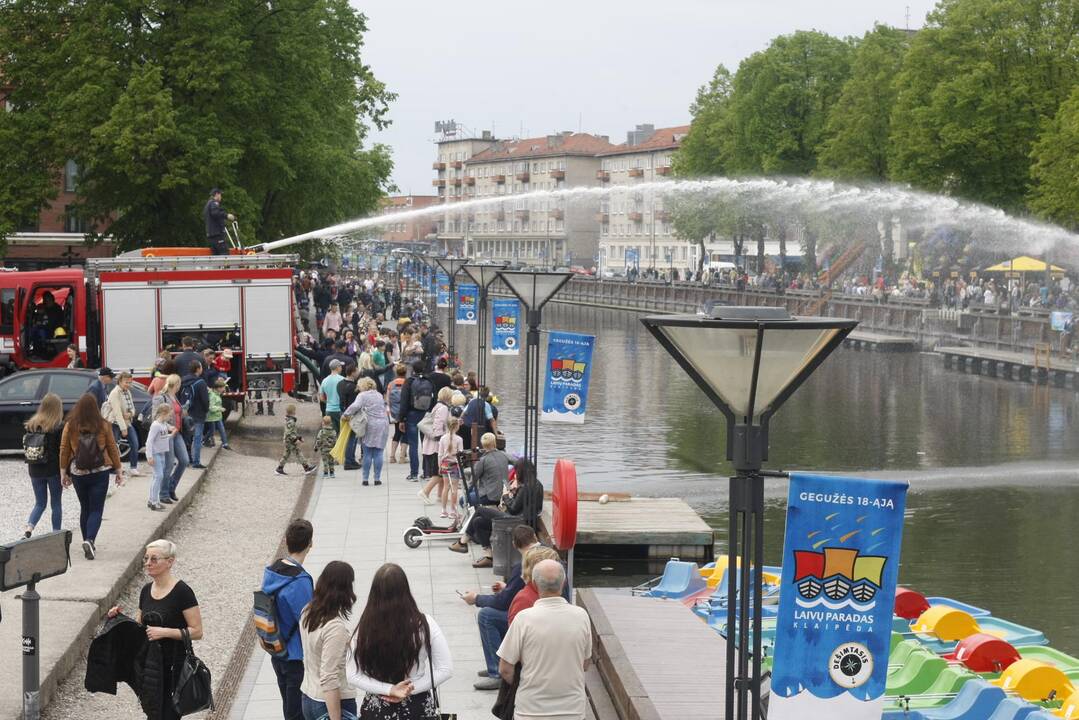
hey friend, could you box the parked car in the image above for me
[0,369,152,459]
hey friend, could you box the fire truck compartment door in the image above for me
[102,287,157,374]
[243,285,291,356]
[160,286,240,329]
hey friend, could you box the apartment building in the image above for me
[378,195,439,246]
[596,124,689,275]
[432,132,498,255]
[433,131,616,267]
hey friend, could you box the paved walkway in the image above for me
[232,455,502,720]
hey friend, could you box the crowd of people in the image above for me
[17,266,599,720]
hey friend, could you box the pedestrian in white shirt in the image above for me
[347,563,453,719]
[497,559,592,720]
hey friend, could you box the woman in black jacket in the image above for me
[23,392,65,538]
[450,458,543,569]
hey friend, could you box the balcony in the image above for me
[596,170,610,182]
[596,212,609,224]
[452,160,463,169]
[432,162,446,170]
[464,176,475,185]
[515,208,530,219]
[452,178,462,186]
[629,211,644,222]
[552,208,564,220]
[656,165,672,176]
[516,171,530,182]
[628,168,645,178]
[493,174,506,184]
[432,179,446,187]
[549,169,565,180]
[655,209,671,221]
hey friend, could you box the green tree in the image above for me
[818,25,911,181]
[673,66,734,177]
[0,0,394,251]
[889,0,1079,211]
[1029,86,1079,229]
[725,30,853,175]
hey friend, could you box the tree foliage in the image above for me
[0,0,394,251]
[1029,86,1079,229]
[724,30,852,176]
[888,0,1079,211]
[817,25,910,181]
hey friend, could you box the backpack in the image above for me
[74,431,105,471]
[177,382,194,410]
[252,577,302,658]
[410,376,434,412]
[387,380,404,418]
[23,430,48,465]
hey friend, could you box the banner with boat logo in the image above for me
[436,273,450,308]
[491,298,520,355]
[456,283,478,325]
[541,331,594,424]
[770,473,908,720]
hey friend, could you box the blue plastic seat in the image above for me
[917,679,1007,720]
[645,560,707,599]
[1023,712,1059,720]
[985,698,1038,720]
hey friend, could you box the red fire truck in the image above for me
[0,249,299,399]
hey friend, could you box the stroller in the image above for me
[403,451,479,549]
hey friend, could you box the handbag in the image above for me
[417,410,435,438]
[172,628,214,716]
[348,410,368,438]
[490,662,521,720]
[424,620,456,720]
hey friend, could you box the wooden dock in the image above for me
[937,345,1079,387]
[844,330,917,352]
[542,496,715,561]
[579,588,726,720]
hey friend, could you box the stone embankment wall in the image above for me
[517,278,1063,353]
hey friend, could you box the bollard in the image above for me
[22,579,40,720]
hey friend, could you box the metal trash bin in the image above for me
[491,515,524,580]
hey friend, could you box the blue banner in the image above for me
[456,283,478,325]
[436,273,450,308]
[428,269,436,295]
[541,331,595,424]
[491,298,520,355]
[771,474,909,720]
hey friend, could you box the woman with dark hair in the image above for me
[300,561,358,720]
[61,393,123,560]
[347,563,453,719]
[451,458,544,569]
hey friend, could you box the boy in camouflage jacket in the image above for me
[275,404,314,476]
[314,416,338,478]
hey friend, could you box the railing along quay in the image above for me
[515,277,1066,356]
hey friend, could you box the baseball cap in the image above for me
[329,359,344,370]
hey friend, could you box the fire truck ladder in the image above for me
[85,253,301,275]
[808,241,868,315]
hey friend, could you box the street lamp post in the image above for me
[462,262,508,385]
[641,306,856,720]
[434,257,471,361]
[496,270,574,467]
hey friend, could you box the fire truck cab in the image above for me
[0,252,300,401]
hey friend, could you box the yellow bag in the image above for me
[330,423,351,465]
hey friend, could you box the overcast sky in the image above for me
[357,1,939,195]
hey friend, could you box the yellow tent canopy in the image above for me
[983,256,1065,273]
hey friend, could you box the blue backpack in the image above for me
[252,577,302,657]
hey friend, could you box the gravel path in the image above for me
[39,405,319,720]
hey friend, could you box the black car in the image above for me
[0,369,152,460]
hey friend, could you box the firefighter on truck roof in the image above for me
[203,187,235,256]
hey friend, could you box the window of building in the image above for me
[64,159,78,193]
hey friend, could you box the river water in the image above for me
[443,301,1079,653]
